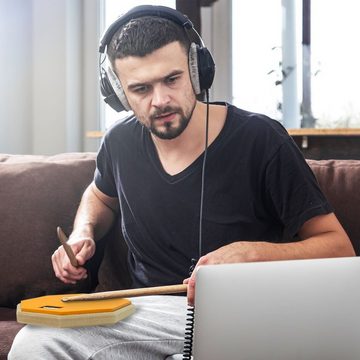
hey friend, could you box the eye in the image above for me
[132,85,150,94]
[165,75,180,85]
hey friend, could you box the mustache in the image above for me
[150,106,181,120]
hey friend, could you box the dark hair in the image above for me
[106,16,191,66]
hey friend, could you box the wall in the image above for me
[0,0,33,153]
[201,0,232,103]
[0,0,231,155]
[0,0,100,155]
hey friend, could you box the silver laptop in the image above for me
[193,257,360,360]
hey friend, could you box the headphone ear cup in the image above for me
[100,67,126,112]
[99,66,131,112]
[188,43,215,94]
[196,46,215,92]
[188,43,201,95]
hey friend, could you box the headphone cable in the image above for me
[198,89,210,259]
[183,91,210,360]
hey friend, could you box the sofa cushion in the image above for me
[307,159,360,255]
[0,308,23,360]
[0,153,97,307]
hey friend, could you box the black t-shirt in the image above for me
[94,103,332,288]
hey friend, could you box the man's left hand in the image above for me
[183,241,269,306]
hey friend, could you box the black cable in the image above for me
[198,89,210,258]
[182,306,195,360]
[183,90,210,360]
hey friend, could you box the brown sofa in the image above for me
[1,153,360,359]
[0,153,131,359]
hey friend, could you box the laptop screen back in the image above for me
[193,257,360,360]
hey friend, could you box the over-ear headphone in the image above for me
[98,5,215,112]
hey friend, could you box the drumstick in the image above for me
[57,226,79,267]
[61,284,188,302]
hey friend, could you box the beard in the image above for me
[147,103,196,140]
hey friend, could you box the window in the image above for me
[232,0,360,128]
[232,0,283,122]
[102,1,360,130]
[311,0,360,128]
[103,0,176,129]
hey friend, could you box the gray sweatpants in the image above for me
[8,295,188,360]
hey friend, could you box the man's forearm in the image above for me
[250,213,355,261]
[199,212,355,266]
[249,232,354,262]
[71,183,118,242]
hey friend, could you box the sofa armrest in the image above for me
[307,159,360,255]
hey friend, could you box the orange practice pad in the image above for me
[17,294,135,328]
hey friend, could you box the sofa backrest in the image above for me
[0,152,131,308]
[0,154,359,308]
[0,153,98,307]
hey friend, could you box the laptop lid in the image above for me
[193,257,360,360]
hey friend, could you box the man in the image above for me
[9,5,354,359]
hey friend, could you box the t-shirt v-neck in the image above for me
[144,107,230,184]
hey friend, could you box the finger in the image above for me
[52,254,76,284]
[187,263,201,306]
[63,263,87,278]
[52,247,68,277]
[52,251,65,281]
[56,266,87,284]
[61,259,88,282]
[72,239,96,266]
[52,247,87,283]
[187,274,196,306]
[186,255,211,305]
[52,258,76,284]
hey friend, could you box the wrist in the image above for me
[70,222,95,242]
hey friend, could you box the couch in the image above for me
[1,153,360,359]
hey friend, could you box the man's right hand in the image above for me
[51,237,96,284]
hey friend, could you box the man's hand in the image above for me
[184,241,266,306]
[51,237,96,284]
[51,182,118,285]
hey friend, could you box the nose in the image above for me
[151,84,170,108]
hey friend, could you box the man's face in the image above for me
[115,41,197,140]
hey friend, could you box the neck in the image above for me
[151,101,227,176]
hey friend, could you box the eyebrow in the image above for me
[127,70,184,91]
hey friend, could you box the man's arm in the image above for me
[185,212,355,305]
[51,181,119,284]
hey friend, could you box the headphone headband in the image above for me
[99,5,194,53]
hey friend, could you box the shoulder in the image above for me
[104,114,138,140]
[101,114,145,150]
[224,104,293,158]
[228,105,289,139]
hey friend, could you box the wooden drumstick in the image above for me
[57,226,79,267]
[61,284,188,302]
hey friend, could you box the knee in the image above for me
[8,326,31,359]
[8,325,53,359]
